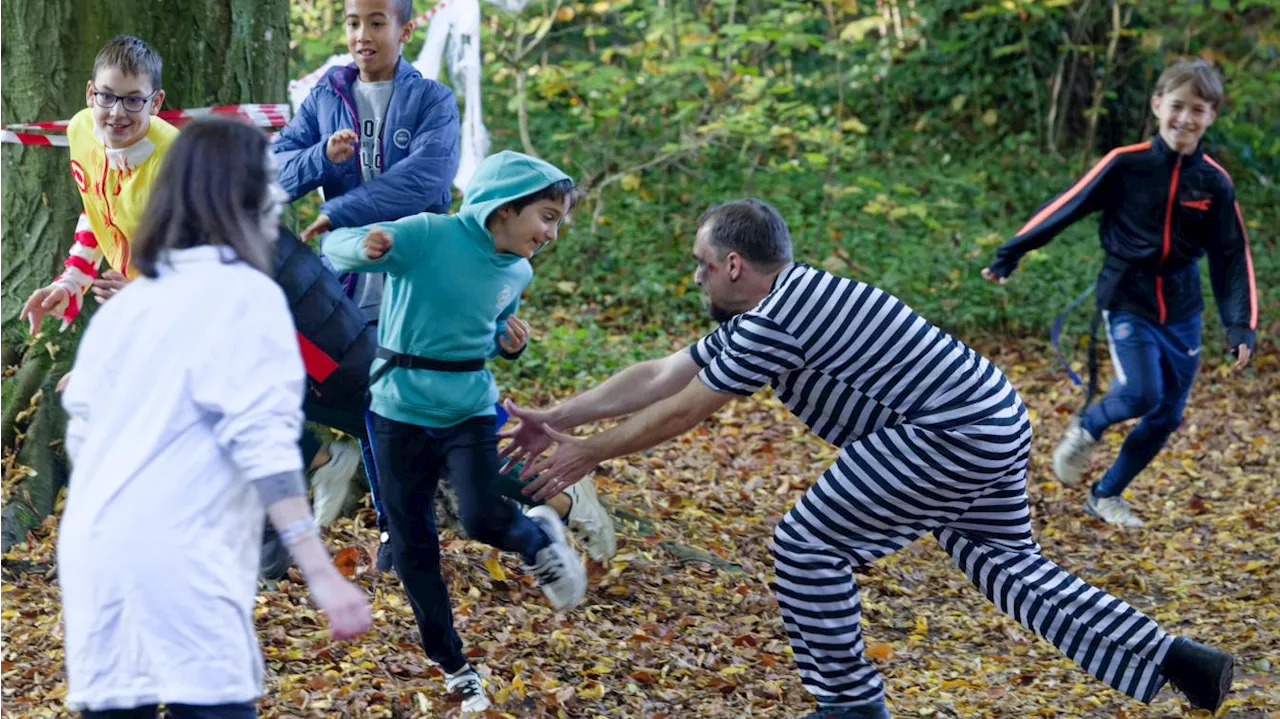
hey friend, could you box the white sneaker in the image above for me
[311,440,361,527]
[1052,416,1097,486]
[445,666,491,713]
[564,478,617,562]
[1085,493,1145,528]
[523,505,587,610]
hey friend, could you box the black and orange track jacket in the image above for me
[989,134,1258,352]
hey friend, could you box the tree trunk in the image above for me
[0,0,290,551]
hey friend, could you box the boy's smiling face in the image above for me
[1151,83,1217,155]
[85,67,163,150]
[490,197,572,259]
[345,0,411,83]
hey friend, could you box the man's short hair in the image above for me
[698,199,793,268]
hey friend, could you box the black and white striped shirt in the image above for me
[689,264,1020,446]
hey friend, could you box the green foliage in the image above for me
[287,0,1278,393]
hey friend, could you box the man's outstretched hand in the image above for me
[497,399,555,473]
[518,424,599,502]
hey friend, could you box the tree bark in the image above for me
[0,0,290,551]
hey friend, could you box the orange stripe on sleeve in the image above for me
[1015,142,1151,238]
[1202,155,1234,186]
[1234,201,1258,330]
[1204,156,1255,330]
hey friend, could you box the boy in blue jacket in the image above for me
[272,0,456,568]
[982,59,1257,528]
[274,0,459,237]
[324,152,587,712]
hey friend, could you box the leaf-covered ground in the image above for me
[4,341,1278,718]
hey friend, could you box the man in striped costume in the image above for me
[500,200,1233,718]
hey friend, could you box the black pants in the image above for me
[82,703,255,719]
[370,412,550,672]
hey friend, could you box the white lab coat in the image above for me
[58,246,305,711]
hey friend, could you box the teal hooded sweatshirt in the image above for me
[323,151,571,428]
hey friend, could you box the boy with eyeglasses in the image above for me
[21,36,177,333]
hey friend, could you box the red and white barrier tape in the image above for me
[0,130,71,147]
[1,103,292,146]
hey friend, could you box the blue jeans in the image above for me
[1081,311,1201,498]
[82,703,255,719]
[369,412,551,673]
[360,411,384,529]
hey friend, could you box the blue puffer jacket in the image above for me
[272,225,375,417]
[273,58,461,225]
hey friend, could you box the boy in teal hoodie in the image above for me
[323,151,585,712]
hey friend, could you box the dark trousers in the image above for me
[295,402,536,535]
[370,412,550,672]
[82,703,255,719]
[1081,311,1201,498]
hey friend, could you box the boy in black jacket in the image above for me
[982,59,1256,528]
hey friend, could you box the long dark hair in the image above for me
[132,117,274,277]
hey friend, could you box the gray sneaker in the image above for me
[523,505,587,610]
[564,478,617,563]
[1085,493,1144,528]
[1052,415,1097,485]
[310,440,361,527]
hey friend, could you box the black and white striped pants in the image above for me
[770,406,1174,708]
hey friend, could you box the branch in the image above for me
[1054,0,1095,152]
[514,0,564,62]
[1082,0,1124,168]
[1046,29,1070,156]
[585,135,720,235]
[502,0,566,159]
[1020,15,1044,150]
[516,69,539,157]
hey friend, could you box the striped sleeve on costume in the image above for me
[689,323,729,368]
[51,214,104,329]
[694,314,806,397]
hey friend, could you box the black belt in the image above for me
[368,347,485,386]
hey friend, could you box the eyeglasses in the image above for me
[90,89,158,113]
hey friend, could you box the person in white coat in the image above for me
[57,117,372,719]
